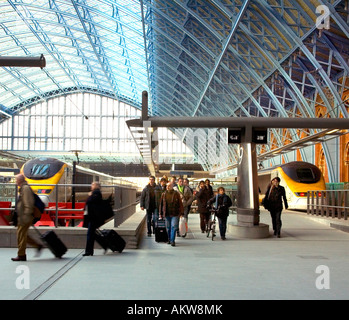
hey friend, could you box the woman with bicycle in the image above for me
[207,187,232,240]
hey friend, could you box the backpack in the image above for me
[32,192,45,223]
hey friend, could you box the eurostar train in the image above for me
[21,157,134,206]
[258,161,326,210]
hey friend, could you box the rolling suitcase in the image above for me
[155,219,168,243]
[95,229,126,253]
[34,227,67,258]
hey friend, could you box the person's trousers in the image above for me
[85,222,97,254]
[269,210,282,235]
[199,212,210,232]
[218,216,228,237]
[165,216,179,243]
[183,206,190,220]
[146,208,156,235]
[17,222,40,256]
[152,208,159,232]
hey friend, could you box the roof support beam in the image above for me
[128,115,349,130]
[190,0,251,117]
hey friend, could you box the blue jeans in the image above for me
[152,208,159,230]
[146,208,156,235]
[218,216,227,237]
[165,216,179,243]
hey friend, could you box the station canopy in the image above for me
[0,0,348,175]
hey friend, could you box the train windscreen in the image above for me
[281,162,322,183]
[31,164,50,177]
[296,168,315,182]
[23,158,64,180]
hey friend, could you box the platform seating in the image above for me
[61,203,85,226]
[0,201,12,226]
[34,212,55,227]
[43,202,85,227]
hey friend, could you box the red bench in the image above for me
[34,202,85,227]
[0,201,12,226]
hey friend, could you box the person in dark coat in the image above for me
[83,181,103,256]
[153,177,167,230]
[140,176,157,236]
[205,179,214,198]
[207,186,232,240]
[159,182,183,246]
[265,177,288,238]
[196,180,212,233]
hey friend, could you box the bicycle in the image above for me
[206,207,218,241]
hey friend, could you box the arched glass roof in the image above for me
[0,0,148,114]
[0,0,349,179]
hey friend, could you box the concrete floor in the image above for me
[1,210,349,300]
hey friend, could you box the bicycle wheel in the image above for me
[206,221,211,237]
[211,222,216,241]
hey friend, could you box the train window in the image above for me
[31,164,50,178]
[296,168,314,182]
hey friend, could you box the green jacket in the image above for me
[174,185,193,207]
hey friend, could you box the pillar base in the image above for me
[228,222,270,239]
[237,208,260,226]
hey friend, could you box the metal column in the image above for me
[237,142,260,226]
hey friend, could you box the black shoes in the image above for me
[82,252,93,256]
[11,255,27,261]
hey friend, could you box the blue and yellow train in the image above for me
[21,157,134,206]
[258,161,326,210]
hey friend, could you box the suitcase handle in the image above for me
[32,225,43,237]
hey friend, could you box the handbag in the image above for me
[262,196,269,210]
[179,217,187,236]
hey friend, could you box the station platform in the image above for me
[1,209,349,301]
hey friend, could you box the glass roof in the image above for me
[0,0,148,113]
[0,0,349,178]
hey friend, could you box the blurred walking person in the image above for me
[12,174,42,261]
[82,181,103,256]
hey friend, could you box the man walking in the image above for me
[12,174,42,261]
[140,176,157,236]
[174,177,193,237]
